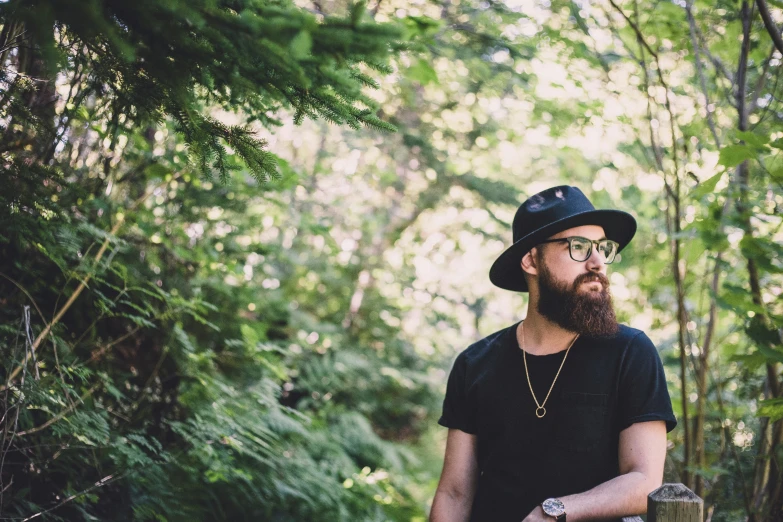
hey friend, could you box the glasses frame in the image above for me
[535,236,620,264]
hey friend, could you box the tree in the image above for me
[2,0,782,520]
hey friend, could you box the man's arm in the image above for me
[523,420,667,522]
[430,428,480,522]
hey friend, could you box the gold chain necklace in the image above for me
[520,321,579,418]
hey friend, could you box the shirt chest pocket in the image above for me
[552,391,609,453]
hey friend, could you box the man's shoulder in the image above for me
[586,324,649,347]
[579,325,660,363]
[614,324,647,343]
[584,325,663,365]
[456,323,515,366]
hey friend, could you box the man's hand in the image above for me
[521,505,552,522]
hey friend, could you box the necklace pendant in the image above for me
[535,406,546,418]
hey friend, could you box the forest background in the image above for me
[0,0,781,520]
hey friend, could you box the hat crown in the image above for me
[512,185,595,242]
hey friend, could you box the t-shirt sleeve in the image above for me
[437,352,478,434]
[618,332,677,433]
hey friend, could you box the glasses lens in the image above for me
[598,240,618,263]
[569,238,592,261]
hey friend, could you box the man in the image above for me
[430,185,676,522]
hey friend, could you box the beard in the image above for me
[536,265,619,338]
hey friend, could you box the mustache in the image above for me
[573,272,610,289]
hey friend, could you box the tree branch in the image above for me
[756,0,783,57]
[685,0,721,147]
[16,385,99,437]
[610,0,681,176]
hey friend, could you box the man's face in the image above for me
[532,225,619,337]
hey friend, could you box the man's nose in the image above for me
[585,244,606,271]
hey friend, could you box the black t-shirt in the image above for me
[438,322,677,522]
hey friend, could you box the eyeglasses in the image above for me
[536,236,620,264]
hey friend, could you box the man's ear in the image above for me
[521,248,538,277]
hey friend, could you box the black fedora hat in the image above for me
[489,185,637,292]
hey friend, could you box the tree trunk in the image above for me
[15,32,58,161]
[669,175,692,492]
[735,2,783,520]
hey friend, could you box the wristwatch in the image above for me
[541,498,566,521]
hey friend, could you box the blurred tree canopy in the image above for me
[0,0,781,520]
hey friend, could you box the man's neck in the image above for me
[516,309,579,356]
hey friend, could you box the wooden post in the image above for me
[648,483,703,522]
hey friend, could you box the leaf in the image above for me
[715,283,766,315]
[756,344,783,365]
[289,30,312,60]
[104,382,125,401]
[145,163,170,179]
[729,352,767,372]
[689,172,722,199]
[241,324,260,349]
[406,59,438,85]
[758,398,783,422]
[401,15,442,42]
[736,130,769,148]
[75,434,97,446]
[259,356,288,381]
[350,1,367,25]
[718,144,756,167]
[73,105,90,122]
[740,236,783,274]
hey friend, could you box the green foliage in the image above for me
[2,0,783,519]
[1,0,402,180]
[758,398,783,423]
[0,0,437,518]
[718,145,757,168]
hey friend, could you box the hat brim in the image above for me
[489,209,637,292]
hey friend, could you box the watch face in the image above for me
[542,498,565,517]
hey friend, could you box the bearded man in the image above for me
[430,185,676,522]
